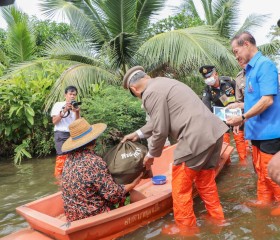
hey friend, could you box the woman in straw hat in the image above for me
[61,118,142,222]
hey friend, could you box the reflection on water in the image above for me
[0,157,58,237]
[1,151,280,239]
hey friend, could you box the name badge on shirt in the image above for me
[248,81,254,93]
[219,94,236,106]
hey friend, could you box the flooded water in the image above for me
[1,150,280,239]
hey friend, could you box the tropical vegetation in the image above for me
[0,0,279,163]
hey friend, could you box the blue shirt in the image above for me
[244,51,280,140]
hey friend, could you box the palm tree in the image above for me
[40,0,237,101]
[1,0,238,109]
[181,0,270,39]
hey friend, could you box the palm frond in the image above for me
[44,63,117,111]
[0,6,28,27]
[200,0,214,25]
[39,0,105,45]
[0,58,70,79]
[137,25,238,73]
[180,0,201,19]
[212,0,240,38]
[234,14,270,36]
[44,39,103,66]
[1,6,36,62]
[135,0,166,32]
[258,40,280,56]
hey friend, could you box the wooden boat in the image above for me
[2,143,233,240]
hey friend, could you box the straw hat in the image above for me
[123,66,145,89]
[62,118,107,152]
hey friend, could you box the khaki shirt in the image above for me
[140,77,229,169]
[235,70,246,102]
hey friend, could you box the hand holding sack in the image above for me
[104,141,153,184]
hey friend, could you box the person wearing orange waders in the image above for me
[227,68,249,165]
[227,32,280,211]
[51,86,81,180]
[121,66,229,236]
[199,65,245,164]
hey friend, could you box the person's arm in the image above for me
[226,102,244,109]
[72,106,81,120]
[52,108,67,125]
[202,88,212,111]
[96,160,142,203]
[52,102,80,125]
[226,95,273,126]
[124,173,143,192]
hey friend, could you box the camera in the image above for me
[71,100,82,109]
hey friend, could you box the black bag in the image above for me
[103,141,153,184]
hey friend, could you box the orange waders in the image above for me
[172,163,224,227]
[54,154,68,177]
[223,133,231,164]
[224,131,248,164]
[233,130,248,164]
[250,146,280,206]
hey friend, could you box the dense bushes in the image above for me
[0,76,146,163]
[81,84,146,155]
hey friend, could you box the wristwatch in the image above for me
[241,114,246,121]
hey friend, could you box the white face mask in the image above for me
[205,76,216,86]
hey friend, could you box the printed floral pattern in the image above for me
[61,148,126,222]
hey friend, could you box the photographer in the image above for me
[51,86,81,180]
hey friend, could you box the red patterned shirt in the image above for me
[61,148,126,221]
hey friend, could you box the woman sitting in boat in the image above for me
[61,118,142,222]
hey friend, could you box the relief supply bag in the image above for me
[104,141,153,184]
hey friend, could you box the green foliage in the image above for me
[31,18,82,57]
[1,6,36,63]
[81,84,146,155]
[0,62,68,163]
[146,9,204,39]
[14,139,32,165]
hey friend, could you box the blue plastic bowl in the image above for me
[152,175,167,185]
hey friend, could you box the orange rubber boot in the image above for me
[233,130,247,165]
[223,133,231,164]
[54,154,67,177]
[195,169,224,220]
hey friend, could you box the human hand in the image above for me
[268,152,280,185]
[121,132,139,143]
[226,102,244,109]
[64,102,73,112]
[233,126,240,135]
[143,156,154,170]
[226,115,243,126]
[72,106,80,113]
[226,102,239,109]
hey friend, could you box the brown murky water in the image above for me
[1,150,280,239]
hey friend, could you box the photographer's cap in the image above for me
[123,66,145,89]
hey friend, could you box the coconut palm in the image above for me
[39,1,236,97]
[1,0,239,109]
[181,0,270,39]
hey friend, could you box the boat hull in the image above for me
[3,143,233,240]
